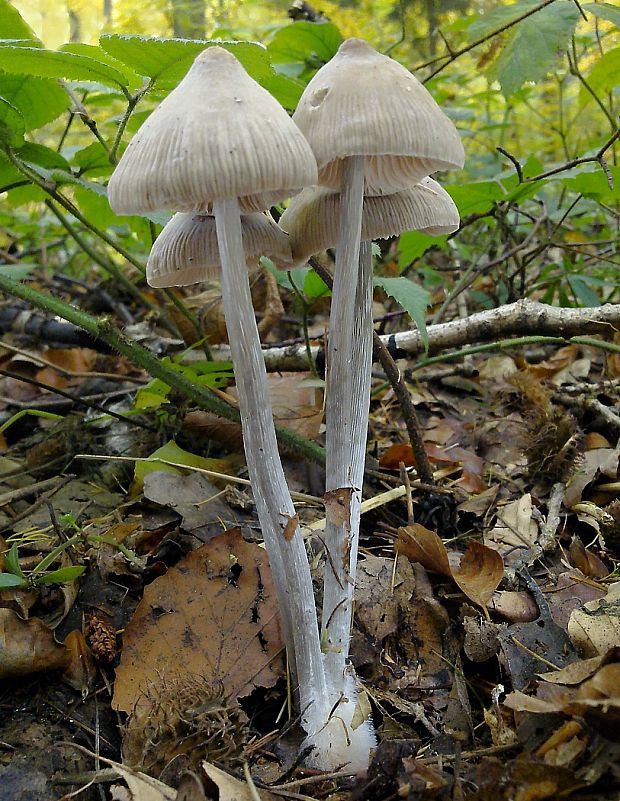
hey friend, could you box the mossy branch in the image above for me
[0,274,325,465]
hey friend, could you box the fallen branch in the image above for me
[212,300,620,371]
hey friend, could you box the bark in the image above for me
[211,300,620,371]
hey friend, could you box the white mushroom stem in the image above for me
[213,197,328,715]
[322,156,370,683]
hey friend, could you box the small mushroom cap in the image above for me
[147,211,293,288]
[293,38,464,194]
[109,46,318,215]
[279,178,459,266]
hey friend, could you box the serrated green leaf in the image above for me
[60,42,142,89]
[19,142,70,171]
[490,1,580,97]
[398,231,448,269]
[268,21,343,65]
[559,166,620,200]
[584,47,620,97]
[0,74,69,130]
[373,276,430,349]
[0,573,26,588]
[584,3,620,28]
[71,142,111,175]
[444,180,507,215]
[99,35,272,88]
[468,0,540,40]
[0,0,39,40]
[260,72,305,109]
[0,46,129,88]
[0,95,24,146]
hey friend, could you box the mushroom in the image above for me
[279,179,460,267]
[108,46,343,765]
[146,211,293,287]
[291,38,464,740]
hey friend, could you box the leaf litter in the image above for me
[1,297,620,800]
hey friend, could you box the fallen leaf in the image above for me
[567,536,609,579]
[113,529,284,716]
[488,591,539,623]
[568,581,620,657]
[0,609,69,678]
[202,763,277,801]
[282,513,299,542]
[143,471,238,540]
[452,540,504,613]
[564,443,620,508]
[396,524,451,577]
[379,443,416,469]
[110,760,176,801]
[486,494,539,561]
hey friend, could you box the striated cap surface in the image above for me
[147,211,293,287]
[109,46,318,215]
[293,38,464,194]
[279,178,459,266]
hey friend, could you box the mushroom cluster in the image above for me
[108,38,462,773]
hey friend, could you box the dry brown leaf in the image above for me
[202,763,276,801]
[538,655,604,685]
[378,442,416,469]
[488,591,539,623]
[568,581,620,656]
[486,494,538,560]
[564,443,620,508]
[396,524,451,577]
[567,536,609,579]
[110,760,176,801]
[282,513,299,542]
[355,555,416,642]
[113,529,284,716]
[0,608,69,678]
[268,374,323,439]
[397,527,504,613]
[452,540,504,613]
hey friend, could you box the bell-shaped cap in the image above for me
[109,46,318,215]
[279,178,459,266]
[293,38,464,195]
[147,211,293,287]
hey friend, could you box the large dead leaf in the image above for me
[0,608,69,678]
[568,581,620,657]
[485,494,539,561]
[564,443,620,508]
[396,525,504,614]
[203,763,276,801]
[143,472,238,540]
[113,529,284,716]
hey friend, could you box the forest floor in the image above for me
[1,273,620,801]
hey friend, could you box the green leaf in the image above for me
[0,573,26,588]
[99,35,272,88]
[489,1,580,97]
[5,542,24,577]
[0,95,24,146]
[567,274,601,307]
[0,0,39,40]
[585,47,620,97]
[60,42,143,89]
[468,0,540,39]
[398,231,448,269]
[373,276,430,349]
[260,72,305,109]
[134,359,233,411]
[0,74,69,130]
[268,21,342,66]
[444,180,507,215]
[19,142,70,171]
[0,46,130,88]
[559,166,620,200]
[304,269,331,298]
[134,439,229,488]
[37,565,86,585]
[72,142,111,175]
[0,262,36,279]
[584,3,620,28]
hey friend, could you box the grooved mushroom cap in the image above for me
[108,46,318,215]
[292,38,464,195]
[279,178,459,266]
[147,212,293,287]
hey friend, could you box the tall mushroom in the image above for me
[292,39,464,705]
[108,47,348,766]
